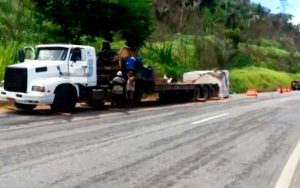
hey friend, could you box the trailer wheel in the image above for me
[159,92,168,103]
[211,84,219,98]
[201,86,209,101]
[51,86,77,113]
[87,99,104,109]
[15,103,36,110]
[193,86,201,101]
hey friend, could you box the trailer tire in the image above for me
[51,86,77,113]
[15,103,36,110]
[201,86,209,101]
[193,86,201,101]
[159,92,168,103]
[211,84,219,98]
[87,99,104,109]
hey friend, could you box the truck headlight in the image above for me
[32,86,45,92]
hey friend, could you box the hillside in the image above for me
[149,0,300,71]
[139,0,300,92]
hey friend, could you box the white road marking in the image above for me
[191,113,229,125]
[275,139,300,188]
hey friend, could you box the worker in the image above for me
[111,71,126,108]
[126,70,135,109]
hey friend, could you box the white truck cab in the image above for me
[0,44,99,112]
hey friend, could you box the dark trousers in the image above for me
[112,94,124,107]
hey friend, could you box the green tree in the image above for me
[33,0,154,48]
[0,0,63,44]
[0,0,34,43]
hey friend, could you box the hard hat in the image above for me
[117,71,122,76]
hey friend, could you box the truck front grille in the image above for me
[4,67,28,93]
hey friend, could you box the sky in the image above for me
[251,0,300,25]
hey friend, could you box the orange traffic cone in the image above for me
[246,88,258,97]
[282,87,287,93]
[277,87,283,93]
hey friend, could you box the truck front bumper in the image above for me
[0,87,55,105]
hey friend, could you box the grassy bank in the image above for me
[230,67,295,93]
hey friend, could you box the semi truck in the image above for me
[0,44,229,112]
[291,80,300,90]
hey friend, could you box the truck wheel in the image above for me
[201,86,209,101]
[211,84,219,98]
[51,86,77,113]
[159,92,168,103]
[15,103,36,110]
[193,86,201,101]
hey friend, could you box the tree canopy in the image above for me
[2,0,300,75]
[33,0,154,48]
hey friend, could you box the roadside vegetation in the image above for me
[1,0,300,93]
[0,43,20,79]
[230,67,294,93]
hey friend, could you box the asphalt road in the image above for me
[291,161,300,188]
[0,92,300,188]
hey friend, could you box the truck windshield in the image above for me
[35,47,69,61]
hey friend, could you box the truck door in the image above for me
[69,47,88,77]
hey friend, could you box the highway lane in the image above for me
[0,92,300,188]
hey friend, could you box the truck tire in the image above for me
[159,92,169,103]
[201,86,209,101]
[51,86,77,113]
[15,103,36,110]
[211,84,219,98]
[193,86,201,101]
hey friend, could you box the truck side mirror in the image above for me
[18,49,25,63]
